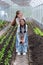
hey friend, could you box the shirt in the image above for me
[16,24,28,43]
[16,17,26,25]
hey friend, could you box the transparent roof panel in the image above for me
[0,0,43,24]
[30,0,43,7]
[11,0,31,6]
[0,0,43,7]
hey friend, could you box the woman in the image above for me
[16,19,28,55]
[11,10,25,26]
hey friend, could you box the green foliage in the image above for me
[0,20,9,30]
[27,21,43,37]
[4,34,16,65]
[0,25,17,65]
[33,27,43,36]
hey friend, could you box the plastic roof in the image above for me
[0,0,43,8]
[30,0,43,7]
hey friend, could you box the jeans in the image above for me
[16,33,28,53]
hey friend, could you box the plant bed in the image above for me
[4,36,16,65]
[0,33,12,63]
[27,21,43,65]
[0,25,11,43]
[33,27,43,37]
[28,33,43,65]
[1,32,14,65]
[0,27,14,50]
[4,30,16,65]
[0,25,17,65]
[0,20,9,31]
[27,21,43,37]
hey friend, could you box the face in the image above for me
[20,19,25,26]
[17,11,23,18]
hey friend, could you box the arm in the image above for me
[16,25,20,42]
[24,25,28,42]
[16,18,19,25]
[20,25,28,43]
[11,17,16,26]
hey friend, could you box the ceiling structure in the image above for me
[0,0,43,9]
[0,0,10,8]
[0,0,43,24]
[30,0,43,7]
[0,0,31,9]
[11,0,31,6]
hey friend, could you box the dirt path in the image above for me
[10,22,34,65]
[12,55,28,65]
[11,22,43,65]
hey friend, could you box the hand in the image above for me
[20,39,24,44]
[22,39,24,43]
[20,40,22,42]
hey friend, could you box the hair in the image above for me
[20,19,26,33]
[11,10,20,26]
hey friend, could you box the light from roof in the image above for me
[1,11,5,16]
[0,7,1,9]
[0,10,8,17]
[1,0,5,1]
[30,0,43,7]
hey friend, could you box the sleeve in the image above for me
[24,25,28,42]
[16,18,19,25]
[16,25,20,42]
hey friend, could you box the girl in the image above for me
[11,10,25,26]
[16,19,28,55]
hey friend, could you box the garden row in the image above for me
[27,22,43,37]
[0,20,9,31]
[0,25,17,65]
[27,22,43,65]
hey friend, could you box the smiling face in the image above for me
[20,19,25,26]
[17,11,23,18]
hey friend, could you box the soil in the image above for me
[10,22,43,65]
[0,27,14,51]
[28,22,43,65]
[0,22,43,65]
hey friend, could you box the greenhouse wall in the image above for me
[31,4,43,25]
[5,5,32,21]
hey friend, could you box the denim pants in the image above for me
[16,33,28,53]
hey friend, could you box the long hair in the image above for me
[20,19,26,33]
[11,10,20,26]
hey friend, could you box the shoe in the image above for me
[23,53,26,55]
[17,52,21,55]
[16,50,18,52]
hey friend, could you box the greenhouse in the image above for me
[0,0,43,65]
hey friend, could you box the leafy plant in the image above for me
[33,27,43,36]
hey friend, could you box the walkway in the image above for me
[12,54,28,65]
